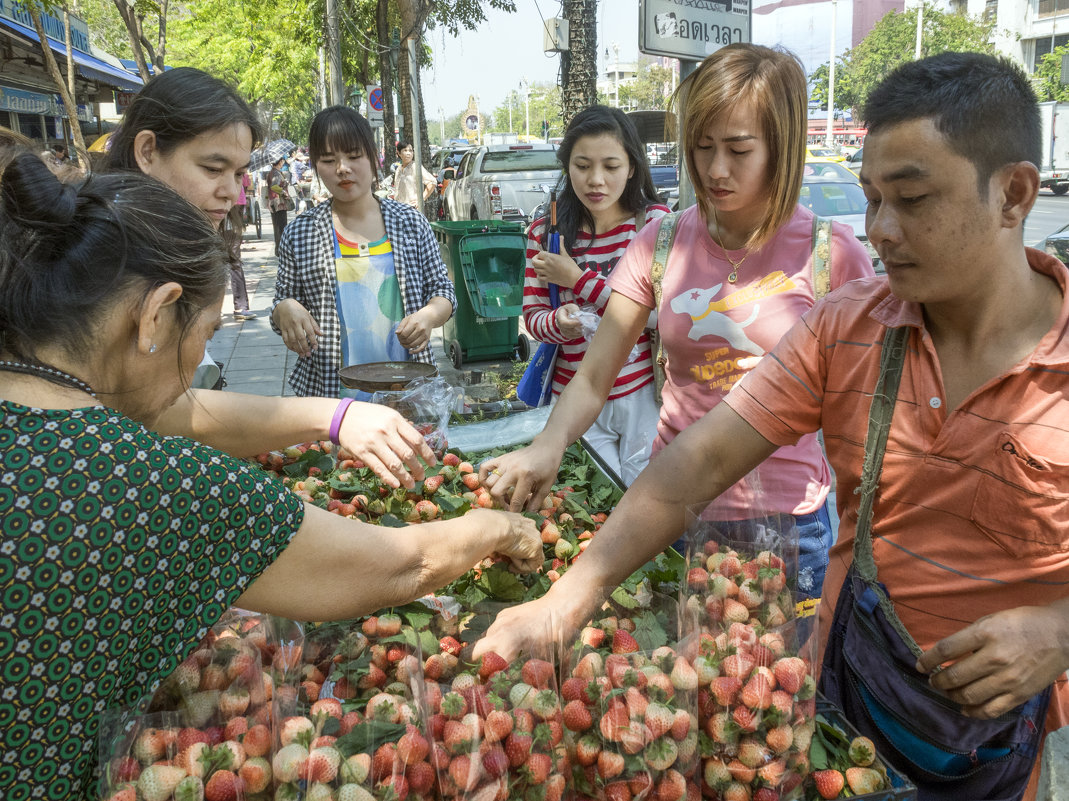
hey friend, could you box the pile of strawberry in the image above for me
[680,544,820,801]
[806,718,892,799]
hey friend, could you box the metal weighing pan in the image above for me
[337,361,438,393]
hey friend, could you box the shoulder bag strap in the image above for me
[651,211,682,318]
[853,324,921,656]
[811,214,833,302]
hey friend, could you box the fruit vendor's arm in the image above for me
[235,507,541,621]
[480,290,650,512]
[917,597,1069,720]
[154,391,435,488]
[474,402,777,660]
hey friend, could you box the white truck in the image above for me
[444,143,560,224]
[1039,101,1069,195]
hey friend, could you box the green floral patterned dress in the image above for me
[0,401,304,799]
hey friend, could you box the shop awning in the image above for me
[0,16,143,93]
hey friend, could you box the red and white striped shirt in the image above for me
[523,204,670,400]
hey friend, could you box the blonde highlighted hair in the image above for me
[672,43,807,250]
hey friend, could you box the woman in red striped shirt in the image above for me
[521,105,670,485]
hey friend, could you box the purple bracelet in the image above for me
[329,398,355,445]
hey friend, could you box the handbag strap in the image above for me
[811,215,833,302]
[651,211,681,313]
[853,324,921,656]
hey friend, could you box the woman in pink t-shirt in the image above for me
[481,44,873,599]
[521,105,670,485]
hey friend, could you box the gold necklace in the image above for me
[710,206,751,283]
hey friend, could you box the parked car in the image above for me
[1041,221,1069,263]
[428,144,472,219]
[804,160,858,181]
[445,143,561,224]
[800,174,881,271]
[846,147,864,169]
[806,145,846,163]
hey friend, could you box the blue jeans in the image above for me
[672,500,835,601]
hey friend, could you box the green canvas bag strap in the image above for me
[650,211,682,402]
[811,214,833,302]
[852,324,921,656]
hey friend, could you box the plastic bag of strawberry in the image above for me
[419,610,570,801]
[371,376,463,460]
[266,611,433,800]
[554,589,700,801]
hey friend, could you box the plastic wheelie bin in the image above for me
[431,219,531,369]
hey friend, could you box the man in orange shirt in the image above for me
[477,53,1069,799]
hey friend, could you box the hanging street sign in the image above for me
[639,0,751,62]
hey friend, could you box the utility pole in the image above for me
[407,36,425,208]
[613,42,620,108]
[326,0,344,106]
[824,0,837,149]
[521,78,530,139]
[318,46,328,110]
[914,0,924,59]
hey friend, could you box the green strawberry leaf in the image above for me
[378,513,408,528]
[334,720,407,757]
[632,609,669,651]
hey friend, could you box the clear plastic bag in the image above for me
[372,376,463,459]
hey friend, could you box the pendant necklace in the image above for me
[0,360,98,399]
[710,206,751,283]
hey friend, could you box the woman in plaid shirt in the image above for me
[271,107,456,398]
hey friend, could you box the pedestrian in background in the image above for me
[520,105,670,485]
[392,139,435,211]
[267,154,291,254]
[271,107,455,398]
[482,44,874,599]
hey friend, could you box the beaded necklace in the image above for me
[0,360,98,399]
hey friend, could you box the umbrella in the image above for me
[249,138,296,172]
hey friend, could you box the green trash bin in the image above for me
[432,220,531,369]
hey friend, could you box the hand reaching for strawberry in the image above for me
[479,441,563,512]
[476,508,543,575]
[337,402,435,489]
[916,600,1069,718]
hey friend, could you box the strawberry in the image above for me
[732,705,758,733]
[137,765,187,801]
[520,658,554,688]
[482,747,509,778]
[525,752,553,785]
[723,598,751,624]
[396,727,430,764]
[703,756,732,789]
[479,651,509,680]
[737,580,764,610]
[737,738,770,769]
[337,785,375,801]
[741,673,773,710]
[372,742,398,781]
[217,686,250,719]
[415,499,438,520]
[722,781,751,801]
[645,737,679,771]
[340,752,372,784]
[655,768,687,801]
[376,612,403,636]
[756,758,786,788]
[531,688,560,719]
[132,728,169,765]
[310,697,343,721]
[280,715,314,746]
[848,735,876,767]
[406,760,436,795]
[222,717,248,742]
[238,756,271,794]
[443,452,461,467]
[726,758,756,784]
[772,657,807,695]
[599,699,631,742]
[721,652,756,680]
[461,473,482,490]
[174,742,210,777]
[483,708,514,743]
[764,724,794,754]
[604,781,633,801]
[443,718,475,754]
[172,776,204,801]
[768,690,794,722]
[109,756,141,784]
[813,769,845,799]
[440,690,469,719]
[612,629,640,654]
[423,474,444,494]
[448,753,473,790]
[241,723,271,757]
[580,626,606,648]
[504,731,533,767]
[377,773,409,801]
[753,789,779,801]
[272,743,308,784]
[203,769,240,801]
[575,732,602,765]
[710,676,742,707]
[573,651,604,680]
[845,766,883,794]
[439,635,463,656]
[642,702,674,739]
[562,699,593,731]
[597,749,625,779]
[302,746,342,783]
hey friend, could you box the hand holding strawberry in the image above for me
[334,400,436,490]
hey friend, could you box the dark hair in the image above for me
[397,140,413,151]
[552,105,660,254]
[105,67,262,172]
[864,52,1040,194]
[308,106,380,181]
[0,152,228,380]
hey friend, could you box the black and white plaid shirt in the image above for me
[271,197,456,397]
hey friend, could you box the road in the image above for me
[1025,190,1069,246]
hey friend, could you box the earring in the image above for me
[149,344,157,353]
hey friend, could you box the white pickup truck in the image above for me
[444,143,560,224]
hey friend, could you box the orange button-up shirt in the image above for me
[725,249,1069,795]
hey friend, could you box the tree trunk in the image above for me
[113,0,151,82]
[396,0,432,163]
[375,0,396,169]
[27,2,87,160]
[154,0,168,74]
[560,0,597,127]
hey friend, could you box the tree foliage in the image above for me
[1035,45,1069,102]
[599,57,674,111]
[809,3,996,119]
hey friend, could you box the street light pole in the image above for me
[825,0,837,149]
[521,78,530,140]
[508,91,513,134]
[613,42,620,108]
[438,106,445,145]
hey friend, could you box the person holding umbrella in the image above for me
[267,151,293,254]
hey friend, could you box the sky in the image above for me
[418,0,860,121]
[420,0,643,119]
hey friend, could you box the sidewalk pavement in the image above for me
[210,217,523,399]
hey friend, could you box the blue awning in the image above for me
[0,16,143,92]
